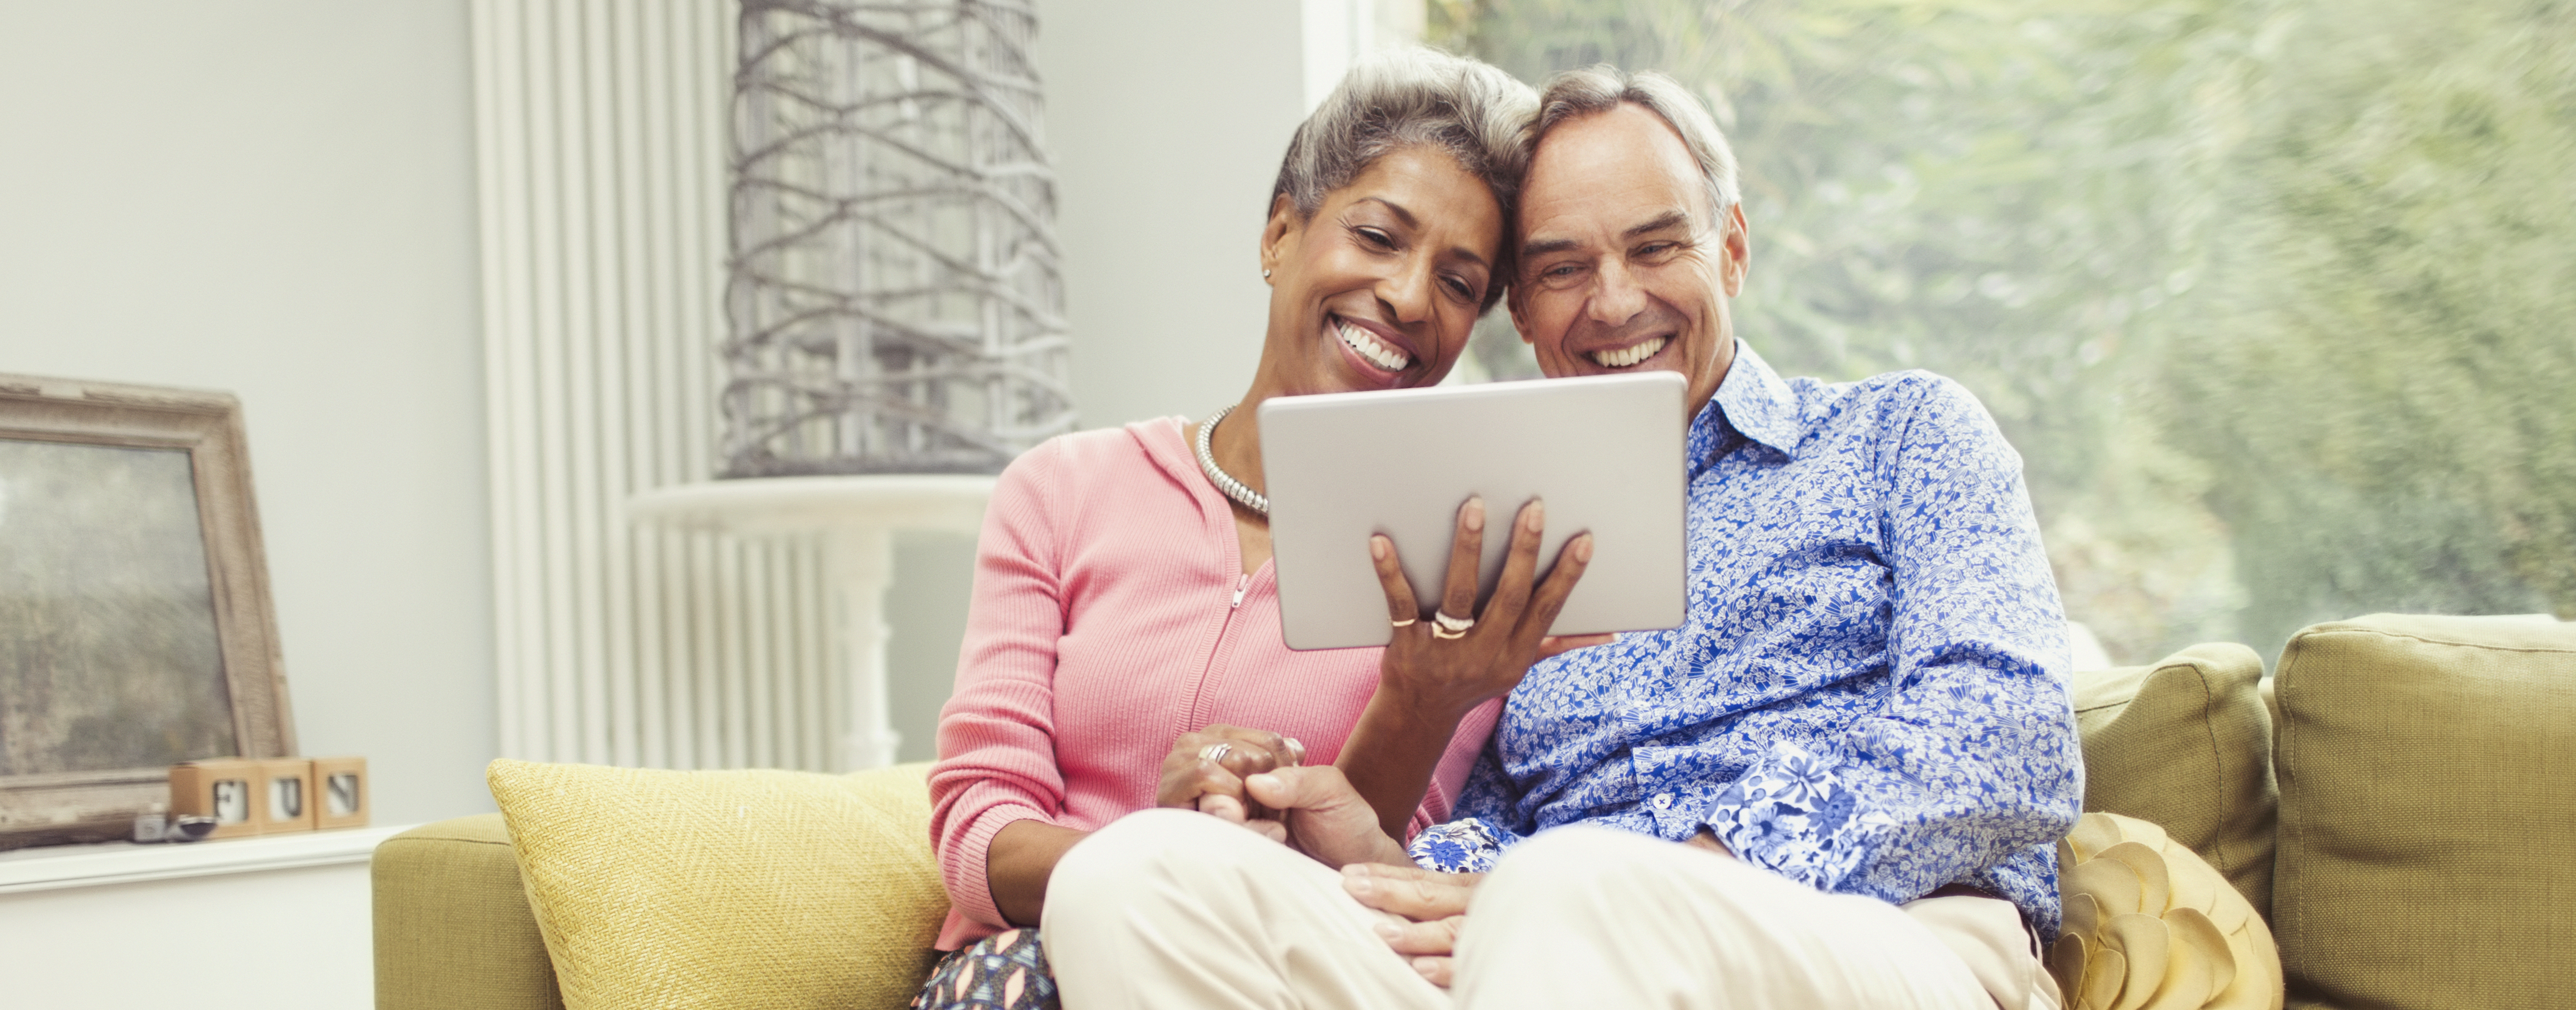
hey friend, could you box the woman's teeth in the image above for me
[1336,319,1411,371]
[1589,336,1669,368]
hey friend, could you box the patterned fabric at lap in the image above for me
[912,929,1058,1010]
[1411,818,1507,872]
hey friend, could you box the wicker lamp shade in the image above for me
[722,0,1074,477]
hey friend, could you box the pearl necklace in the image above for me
[1195,405,1269,517]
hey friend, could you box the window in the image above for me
[1438,0,2575,664]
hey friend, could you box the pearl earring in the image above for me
[1262,269,1272,279]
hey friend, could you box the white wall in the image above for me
[0,2,495,826]
[1035,0,1314,429]
[0,0,1354,813]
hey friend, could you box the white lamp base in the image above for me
[627,475,995,771]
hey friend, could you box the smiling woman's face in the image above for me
[1255,146,1504,395]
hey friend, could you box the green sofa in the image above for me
[372,613,2574,1009]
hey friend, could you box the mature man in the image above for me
[1042,67,2080,1010]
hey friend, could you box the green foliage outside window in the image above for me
[1433,0,2576,663]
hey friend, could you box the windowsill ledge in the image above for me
[0,824,413,894]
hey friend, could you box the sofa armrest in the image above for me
[373,814,563,1010]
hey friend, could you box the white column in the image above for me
[825,527,900,770]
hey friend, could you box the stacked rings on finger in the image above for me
[1198,742,1232,763]
[1432,611,1475,640]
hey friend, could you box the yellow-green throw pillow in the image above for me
[487,760,949,1010]
[2072,642,2278,919]
[2271,614,2576,1010]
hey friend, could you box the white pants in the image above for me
[1043,809,2059,1010]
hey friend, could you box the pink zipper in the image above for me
[1184,570,1258,732]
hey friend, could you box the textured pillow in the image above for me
[2072,642,2278,919]
[487,760,949,1010]
[2271,614,2576,1010]
[2051,812,2283,1010]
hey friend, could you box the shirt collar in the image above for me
[1686,340,1801,476]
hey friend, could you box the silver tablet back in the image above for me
[1258,371,1687,650]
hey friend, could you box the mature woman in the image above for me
[913,50,1597,1010]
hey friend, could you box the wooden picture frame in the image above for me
[0,375,294,849]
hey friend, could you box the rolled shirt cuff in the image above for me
[1699,741,1895,893]
[1407,817,1516,873]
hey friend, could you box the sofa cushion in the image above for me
[2272,614,2576,1010]
[2071,642,2278,919]
[373,814,565,1010]
[487,760,948,1010]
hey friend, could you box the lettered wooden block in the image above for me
[255,758,316,833]
[169,759,262,840]
[310,756,368,830]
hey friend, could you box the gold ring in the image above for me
[1432,625,1468,640]
[1390,617,1417,628]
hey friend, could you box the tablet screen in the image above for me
[1258,371,1687,650]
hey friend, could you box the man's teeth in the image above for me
[1589,336,1670,368]
[1336,319,1411,371]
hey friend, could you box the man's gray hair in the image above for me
[1271,48,1539,308]
[1533,67,1741,216]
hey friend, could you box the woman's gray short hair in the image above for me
[1270,48,1539,309]
[1533,67,1740,216]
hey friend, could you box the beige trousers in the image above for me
[1043,808,2060,1010]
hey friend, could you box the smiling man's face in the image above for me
[1509,103,1749,421]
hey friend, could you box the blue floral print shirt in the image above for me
[1407,342,2083,938]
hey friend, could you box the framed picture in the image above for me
[0,375,295,849]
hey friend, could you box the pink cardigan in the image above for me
[927,418,1500,949]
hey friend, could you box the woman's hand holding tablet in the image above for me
[1367,495,1608,722]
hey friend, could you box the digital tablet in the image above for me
[1258,370,1687,650]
